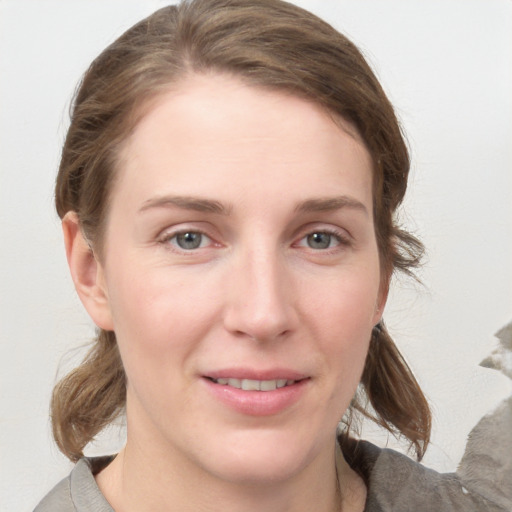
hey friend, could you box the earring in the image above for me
[373,321,384,333]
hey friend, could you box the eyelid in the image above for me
[293,225,353,251]
[157,225,219,252]
[295,222,351,241]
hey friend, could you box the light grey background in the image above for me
[1,1,511,510]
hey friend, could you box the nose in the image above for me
[222,244,298,342]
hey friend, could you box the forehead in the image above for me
[114,73,373,209]
[130,73,367,152]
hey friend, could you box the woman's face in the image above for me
[88,74,385,483]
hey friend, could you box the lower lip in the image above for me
[202,378,309,416]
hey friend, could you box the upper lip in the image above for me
[203,368,308,381]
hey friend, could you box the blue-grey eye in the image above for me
[175,232,204,250]
[306,232,333,249]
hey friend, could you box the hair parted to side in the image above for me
[53,0,430,463]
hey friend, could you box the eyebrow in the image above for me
[138,195,231,215]
[138,194,367,217]
[295,196,368,216]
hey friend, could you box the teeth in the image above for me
[228,378,241,388]
[260,380,277,391]
[213,378,296,391]
[241,379,260,391]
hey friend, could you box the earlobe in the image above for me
[373,276,390,325]
[62,212,114,331]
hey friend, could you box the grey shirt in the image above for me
[33,441,509,512]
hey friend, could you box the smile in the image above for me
[204,374,309,416]
[209,378,297,391]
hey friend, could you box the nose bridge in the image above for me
[223,238,295,341]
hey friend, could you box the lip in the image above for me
[205,367,307,381]
[201,368,310,416]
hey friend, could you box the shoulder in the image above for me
[33,457,114,512]
[33,473,73,512]
[341,438,509,512]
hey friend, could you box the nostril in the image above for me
[231,327,291,343]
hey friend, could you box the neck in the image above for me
[95,401,365,512]
[97,442,343,512]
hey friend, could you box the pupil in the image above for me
[308,232,330,249]
[177,232,202,249]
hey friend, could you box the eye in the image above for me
[296,229,348,250]
[306,232,336,249]
[167,231,212,250]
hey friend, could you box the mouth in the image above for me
[206,377,300,391]
[203,373,309,415]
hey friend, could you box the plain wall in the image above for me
[1,1,511,510]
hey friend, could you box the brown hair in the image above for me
[52,0,430,462]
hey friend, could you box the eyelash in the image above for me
[295,228,351,252]
[158,229,214,251]
[157,227,351,254]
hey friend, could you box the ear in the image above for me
[62,212,114,331]
[373,274,390,325]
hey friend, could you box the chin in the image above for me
[196,427,323,485]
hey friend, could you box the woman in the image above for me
[34,1,505,511]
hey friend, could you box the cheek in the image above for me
[98,226,224,390]
[309,263,381,329]
[104,270,211,416]
[104,265,219,368]
[310,267,379,374]
[296,273,376,430]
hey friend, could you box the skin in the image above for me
[64,73,386,512]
